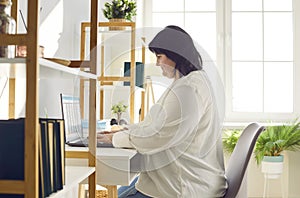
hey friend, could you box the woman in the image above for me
[98,25,227,197]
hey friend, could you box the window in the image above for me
[151,0,217,62]
[228,0,297,122]
[144,0,299,122]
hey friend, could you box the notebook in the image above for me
[60,93,113,148]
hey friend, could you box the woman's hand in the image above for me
[97,133,114,143]
[96,126,128,144]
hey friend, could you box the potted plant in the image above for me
[222,129,242,154]
[111,101,128,125]
[102,0,137,30]
[254,120,300,179]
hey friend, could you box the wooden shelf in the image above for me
[0,0,98,198]
[0,34,27,46]
[47,166,95,198]
[0,58,97,79]
[80,21,139,123]
[0,0,98,197]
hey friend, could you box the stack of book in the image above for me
[0,118,65,198]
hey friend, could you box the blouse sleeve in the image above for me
[112,84,207,154]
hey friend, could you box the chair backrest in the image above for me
[223,123,265,198]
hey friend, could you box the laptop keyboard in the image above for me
[67,138,114,148]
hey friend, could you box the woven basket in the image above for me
[83,184,108,198]
[109,18,126,31]
[96,189,108,198]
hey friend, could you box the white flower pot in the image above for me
[261,155,284,179]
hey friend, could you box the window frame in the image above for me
[143,0,300,123]
[223,0,300,122]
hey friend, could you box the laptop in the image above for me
[60,93,113,148]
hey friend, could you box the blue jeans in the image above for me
[118,177,152,198]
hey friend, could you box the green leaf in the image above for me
[111,101,128,114]
[102,0,137,21]
[222,129,242,154]
[254,119,300,165]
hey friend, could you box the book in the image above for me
[38,122,45,198]
[58,120,66,186]
[39,120,51,197]
[0,118,25,180]
[0,118,65,198]
[39,118,65,193]
[52,120,64,191]
[47,121,55,193]
[0,118,25,198]
[124,62,145,88]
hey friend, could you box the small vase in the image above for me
[261,155,284,179]
[116,112,122,125]
[109,18,126,31]
[0,0,16,58]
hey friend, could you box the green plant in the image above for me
[102,0,137,21]
[111,101,128,114]
[254,120,300,165]
[222,129,242,154]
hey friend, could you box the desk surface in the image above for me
[66,146,137,157]
[66,146,138,186]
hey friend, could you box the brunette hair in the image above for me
[149,25,203,76]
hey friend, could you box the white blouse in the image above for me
[112,70,228,198]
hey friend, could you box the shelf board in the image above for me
[0,58,97,79]
[47,166,95,198]
[100,84,145,92]
[65,146,137,160]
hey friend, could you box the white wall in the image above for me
[18,0,107,59]
[0,77,9,118]
[38,0,157,70]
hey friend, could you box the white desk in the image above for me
[96,147,138,185]
[66,146,138,189]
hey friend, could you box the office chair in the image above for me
[223,123,265,198]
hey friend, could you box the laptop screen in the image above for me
[60,94,84,142]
